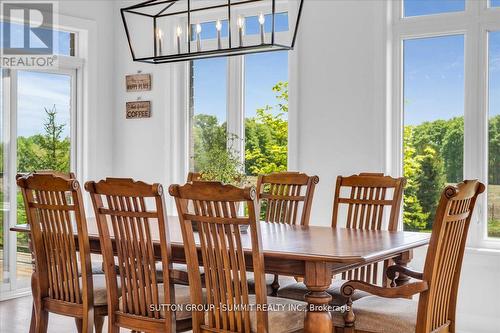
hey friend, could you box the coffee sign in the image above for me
[126,74,151,92]
[126,101,151,119]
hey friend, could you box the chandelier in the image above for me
[121,0,304,64]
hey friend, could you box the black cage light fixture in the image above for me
[121,0,304,64]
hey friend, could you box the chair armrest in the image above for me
[341,279,428,299]
[386,265,423,285]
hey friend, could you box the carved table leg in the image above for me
[304,261,333,333]
[394,250,413,287]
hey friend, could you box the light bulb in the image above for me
[196,23,202,34]
[258,13,265,25]
[216,19,222,31]
[157,28,163,39]
[176,25,182,36]
[237,15,244,29]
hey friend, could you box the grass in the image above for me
[487,184,500,238]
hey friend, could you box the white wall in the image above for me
[291,0,388,227]
[58,0,115,182]
[112,1,188,211]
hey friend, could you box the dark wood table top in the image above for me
[11,216,430,264]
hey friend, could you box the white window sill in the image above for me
[464,246,500,256]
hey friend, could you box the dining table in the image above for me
[11,217,430,333]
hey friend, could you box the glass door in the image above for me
[0,69,76,299]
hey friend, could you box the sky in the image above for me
[192,13,289,122]
[17,71,71,137]
[403,0,500,125]
[1,24,72,137]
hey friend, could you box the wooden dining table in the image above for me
[12,217,430,333]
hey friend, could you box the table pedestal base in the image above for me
[304,261,333,333]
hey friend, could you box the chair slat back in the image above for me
[417,180,484,333]
[85,178,175,331]
[256,172,319,225]
[17,173,90,306]
[332,173,405,284]
[170,181,268,333]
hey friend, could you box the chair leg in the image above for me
[94,316,105,333]
[30,304,36,333]
[271,274,280,296]
[34,310,48,333]
[76,317,93,333]
[75,318,82,333]
[343,298,355,333]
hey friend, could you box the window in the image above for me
[0,25,81,298]
[0,22,76,56]
[402,35,465,232]
[189,58,228,172]
[245,51,288,179]
[189,52,289,183]
[188,7,291,185]
[392,0,500,247]
[488,31,500,238]
[403,0,465,17]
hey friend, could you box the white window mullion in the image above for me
[479,20,500,248]
[7,69,18,291]
[391,0,500,247]
[464,23,487,246]
[226,56,245,165]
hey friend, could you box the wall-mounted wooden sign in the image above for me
[126,74,151,92]
[126,101,151,119]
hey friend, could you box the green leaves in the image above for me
[17,105,70,173]
[244,81,288,176]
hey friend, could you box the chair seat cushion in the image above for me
[277,279,371,306]
[332,296,418,333]
[119,284,193,320]
[204,295,306,333]
[246,273,296,296]
[77,261,106,276]
[79,275,120,306]
[155,263,204,285]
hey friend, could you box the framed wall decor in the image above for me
[126,101,151,119]
[126,73,151,92]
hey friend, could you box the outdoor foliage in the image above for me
[192,81,289,178]
[0,106,70,251]
[192,81,500,234]
[245,82,288,175]
[404,115,500,232]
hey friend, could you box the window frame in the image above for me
[186,5,292,174]
[390,0,500,248]
[0,28,85,299]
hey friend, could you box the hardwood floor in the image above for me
[0,296,194,332]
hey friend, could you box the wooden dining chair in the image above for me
[278,173,405,304]
[34,170,76,179]
[333,179,485,333]
[17,173,107,333]
[169,181,306,333]
[332,173,406,283]
[252,171,319,296]
[85,178,193,333]
[187,172,203,182]
[256,171,319,225]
